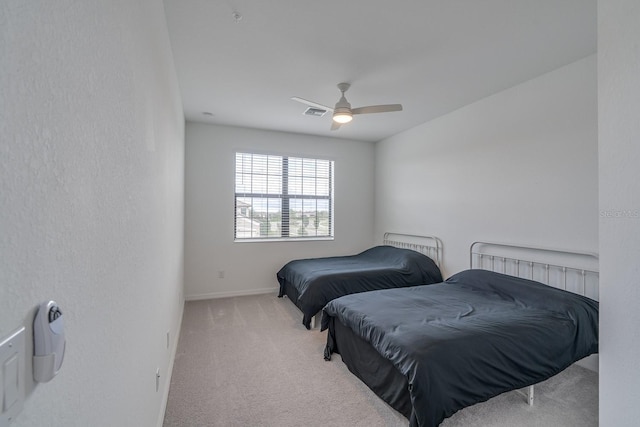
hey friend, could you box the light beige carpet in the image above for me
[163,294,598,427]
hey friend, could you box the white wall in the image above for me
[184,123,375,300]
[0,1,184,426]
[375,55,598,278]
[598,1,640,425]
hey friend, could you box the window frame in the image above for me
[234,151,335,242]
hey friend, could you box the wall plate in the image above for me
[0,327,25,427]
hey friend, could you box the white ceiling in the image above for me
[163,0,596,142]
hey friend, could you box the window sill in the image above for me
[234,237,335,243]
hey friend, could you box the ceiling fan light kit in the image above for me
[292,82,403,130]
[333,109,353,124]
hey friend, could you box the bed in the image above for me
[277,233,443,329]
[322,242,599,427]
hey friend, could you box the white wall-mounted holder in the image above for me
[0,327,26,427]
[33,301,66,383]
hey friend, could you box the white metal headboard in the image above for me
[383,232,442,267]
[470,241,599,301]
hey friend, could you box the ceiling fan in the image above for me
[291,83,403,130]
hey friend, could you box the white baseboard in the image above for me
[185,286,279,301]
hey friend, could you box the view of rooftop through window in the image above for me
[235,152,334,240]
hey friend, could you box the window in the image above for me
[235,152,334,240]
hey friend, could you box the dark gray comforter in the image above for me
[277,245,442,328]
[322,269,599,427]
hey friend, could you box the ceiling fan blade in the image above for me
[291,97,334,112]
[352,104,403,115]
[330,121,341,131]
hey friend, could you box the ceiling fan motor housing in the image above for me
[333,95,352,123]
[333,92,353,123]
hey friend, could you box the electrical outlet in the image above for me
[218,270,225,279]
[156,368,160,392]
[166,331,170,349]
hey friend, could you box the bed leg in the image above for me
[527,385,534,406]
[517,385,535,406]
[311,312,321,329]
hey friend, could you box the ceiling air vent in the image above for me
[303,107,327,117]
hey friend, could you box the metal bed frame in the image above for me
[383,232,442,267]
[469,241,599,405]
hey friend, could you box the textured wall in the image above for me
[598,0,640,424]
[375,56,598,278]
[0,1,185,426]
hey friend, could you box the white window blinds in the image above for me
[235,152,334,240]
